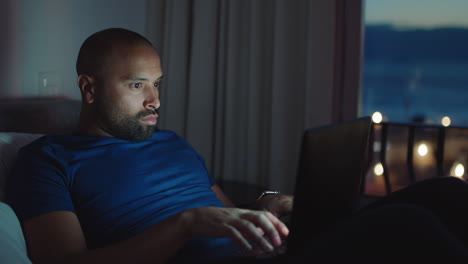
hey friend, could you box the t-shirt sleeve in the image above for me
[195,153,216,186]
[174,132,217,187]
[6,144,75,222]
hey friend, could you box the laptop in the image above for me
[285,116,372,255]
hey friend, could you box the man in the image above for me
[8,28,468,264]
[6,28,293,264]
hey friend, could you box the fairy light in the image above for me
[455,163,465,178]
[441,116,451,127]
[372,112,383,124]
[417,143,428,157]
[374,162,384,176]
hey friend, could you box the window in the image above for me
[361,0,468,126]
[360,1,468,196]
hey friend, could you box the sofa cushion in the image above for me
[0,133,43,202]
[0,202,32,263]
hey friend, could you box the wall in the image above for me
[0,0,355,125]
[0,0,148,99]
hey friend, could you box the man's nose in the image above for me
[144,88,160,110]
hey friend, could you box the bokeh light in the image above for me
[374,162,384,176]
[417,143,428,157]
[441,116,451,127]
[372,112,383,123]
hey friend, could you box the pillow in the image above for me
[0,201,32,263]
[0,133,43,202]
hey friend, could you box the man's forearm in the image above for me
[53,211,191,264]
[29,206,288,264]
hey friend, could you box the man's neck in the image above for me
[73,116,113,138]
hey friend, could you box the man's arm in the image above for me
[254,193,294,218]
[211,184,236,207]
[23,210,191,264]
[212,183,294,218]
[23,206,289,264]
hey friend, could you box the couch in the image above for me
[0,97,81,263]
[0,97,81,199]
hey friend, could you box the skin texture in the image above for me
[76,43,162,141]
[22,38,294,264]
[254,194,294,218]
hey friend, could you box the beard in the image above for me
[95,100,157,141]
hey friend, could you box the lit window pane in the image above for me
[361,0,468,125]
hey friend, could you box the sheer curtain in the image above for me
[145,0,360,193]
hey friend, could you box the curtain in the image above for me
[145,0,348,193]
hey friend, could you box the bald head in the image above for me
[75,28,162,141]
[76,28,155,77]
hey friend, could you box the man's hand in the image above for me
[183,207,289,254]
[254,194,294,218]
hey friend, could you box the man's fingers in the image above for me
[256,227,265,236]
[225,224,253,252]
[264,212,290,237]
[243,213,283,249]
[187,207,288,255]
[235,218,275,252]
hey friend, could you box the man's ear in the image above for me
[77,74,96,104]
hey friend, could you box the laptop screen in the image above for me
[286,117,371,253]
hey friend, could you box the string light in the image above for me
[441,116,451,127]
[417,143,428,157]
[372,112,383,123]
[374,162,384,176]
[450,162,465,179]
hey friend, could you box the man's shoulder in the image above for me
[16,134,69,161]
[18,130,187,155]
[20,134,66,151]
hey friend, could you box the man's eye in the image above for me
[154,82,160,88]
[131,83,143,88]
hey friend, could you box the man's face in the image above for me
[93,44,163,141]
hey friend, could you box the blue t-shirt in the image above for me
[6,129,241,262]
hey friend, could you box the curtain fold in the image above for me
[146,0,340,193]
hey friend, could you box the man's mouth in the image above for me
[141,114,158,125]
